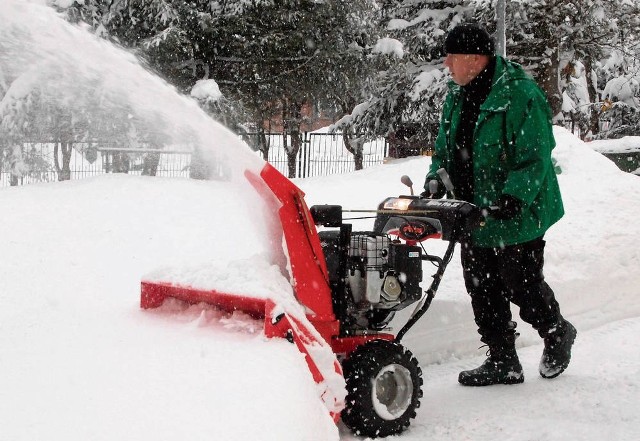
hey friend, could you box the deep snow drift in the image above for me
[1,127,639,441]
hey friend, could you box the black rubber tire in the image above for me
[341,339,423,438]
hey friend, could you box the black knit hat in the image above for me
[444,23,495,55]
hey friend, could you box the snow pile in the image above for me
[144,254,292,300]
[0,175,340,441]
[588,135,640,153]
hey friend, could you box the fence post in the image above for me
[302,132,309,179]
[297,133,303,178]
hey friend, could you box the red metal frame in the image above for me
[140,280,267,317]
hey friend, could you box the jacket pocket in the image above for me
[474,141,507,203]
[529,199,544,229]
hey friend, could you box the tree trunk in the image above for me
[335,96,365,170]
[53,141,73,181]
[142,152,161,176]
[112,151,130,174]
[61,142,72,181]
[532,17,562,118]
[256,126,270,161]
[282,98,303,178]
[286,131,302,178]
[343,132,364,170]
[9,143,22,186]
[583,57,601,138]
[538,48,563,118]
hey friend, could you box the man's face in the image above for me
[443,54,482,86]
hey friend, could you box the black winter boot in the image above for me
[539,320,577,379]
[458,344,524,386]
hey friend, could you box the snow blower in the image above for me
[140,162,481,438]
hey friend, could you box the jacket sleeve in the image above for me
[502,85,555,206]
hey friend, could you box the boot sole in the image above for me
[539,325,577,379]
[459,373,524,387]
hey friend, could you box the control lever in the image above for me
[400,175,414,195]
[436,168,456,199]
[428,180,439,195]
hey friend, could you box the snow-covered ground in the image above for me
[1,127,639,441]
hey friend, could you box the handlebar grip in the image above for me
[436,168,455,193]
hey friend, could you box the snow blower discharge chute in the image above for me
[140,162,482,438]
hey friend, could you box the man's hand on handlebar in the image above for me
[420,179,446,199]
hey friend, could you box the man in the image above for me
[423,23,576,386]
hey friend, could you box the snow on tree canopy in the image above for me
[603,76,640,107]
[372,37,404,58]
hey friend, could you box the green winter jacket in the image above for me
[426,56,564,248]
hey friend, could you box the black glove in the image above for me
[491,194,523,220]
[420,179,446,199]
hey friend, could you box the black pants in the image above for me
[460,237,563,345]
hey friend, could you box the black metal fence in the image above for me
[243,132,388,178]
[0,133,389,186]
[0,143,192,186]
